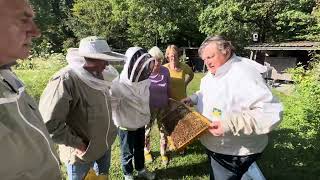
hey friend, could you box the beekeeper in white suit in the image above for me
[182,35,283,180]
[110,47,156,180]
[39,36,125,180]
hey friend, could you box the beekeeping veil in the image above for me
[110,47,155,127]
[66,48,121,91]
[119,47,155,84]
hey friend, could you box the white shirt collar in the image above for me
[211,54,237,78]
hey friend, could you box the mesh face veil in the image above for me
[127,49,155,82]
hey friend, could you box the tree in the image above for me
[30,0,75,54]
[199,0,317,51]
[307,0,320,41]
[199,0,248,49]
[69,0,204,49]
[126,0,204,48]
[69,0,129,49]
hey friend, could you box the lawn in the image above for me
[15,65,320,179]
[107,73,320,180]
[108,73,209,180]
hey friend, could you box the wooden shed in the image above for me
[181,47,205,72]
[245,41,320,82]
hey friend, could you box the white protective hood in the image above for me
[111,47,155,129]
[66,48,119,91]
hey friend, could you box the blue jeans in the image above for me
[67,148,111,180]
[118,127,145,175]
[206,149,261,180]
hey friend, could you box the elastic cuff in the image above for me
[189,94,198,104]
[118,126,128,130]
[221,114,232,135]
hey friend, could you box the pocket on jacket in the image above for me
[23,94,43,121]
[78,140,95,161]
[23,93,37,109]
[110,96,121,111]
[78,140,104,162]
[27,101,37,110]
[79,107,108,162]
[0,122,11,141]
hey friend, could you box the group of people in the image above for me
[0,0,283,180]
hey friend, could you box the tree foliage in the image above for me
[126,0,204,47]
[29,0,320,53]
[29,0,73,54]
[281,57,320,139]
[68,0,129,49]
[199,0,317,50]
[69,0,204,48]
[307,0,320,41]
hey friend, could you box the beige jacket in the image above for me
[39,67,117,164]
[0,69,61,180]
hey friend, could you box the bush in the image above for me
[261,59,320,179]
[14,54,67,101]
[281,59,320,140]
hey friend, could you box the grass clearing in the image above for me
[14,59,320,180]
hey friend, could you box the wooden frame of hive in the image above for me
[159,99,211,151]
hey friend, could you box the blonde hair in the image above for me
[165,45,180,62]
[148,46,164,62]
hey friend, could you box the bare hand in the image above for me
[75,143,87,156]
[208,121,224,136]
[181,97,193,107]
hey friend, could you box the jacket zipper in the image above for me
[16,100,60,169]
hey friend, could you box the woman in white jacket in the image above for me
[182,35,283,180]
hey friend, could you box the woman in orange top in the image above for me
[163,45,194,101]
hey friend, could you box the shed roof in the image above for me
[245,41,320,51]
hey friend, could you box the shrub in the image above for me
[281,59,320,140]
[14,54,67,101]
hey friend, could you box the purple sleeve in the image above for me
[163,66,171,98]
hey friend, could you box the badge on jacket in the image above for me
[212,108,222,122]
[212,108,221,116]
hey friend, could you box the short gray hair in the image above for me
[198,35,235,57]
[148,46,164,61]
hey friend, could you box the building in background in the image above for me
[181,47,206,72]
[245,41,320,82]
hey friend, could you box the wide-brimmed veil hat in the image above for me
[75,36,126,61]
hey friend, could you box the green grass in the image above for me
[259,91,320,179]
[14,60,320,180]
[108,73,209,179]
[187,73,204,96]
[14,55,66,101]
[108,128,210,180]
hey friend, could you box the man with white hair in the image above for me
[0,0,61,179]
[39,36,125,180]
[182,35,283,180]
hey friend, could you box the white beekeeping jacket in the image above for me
[110,47,155,130]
